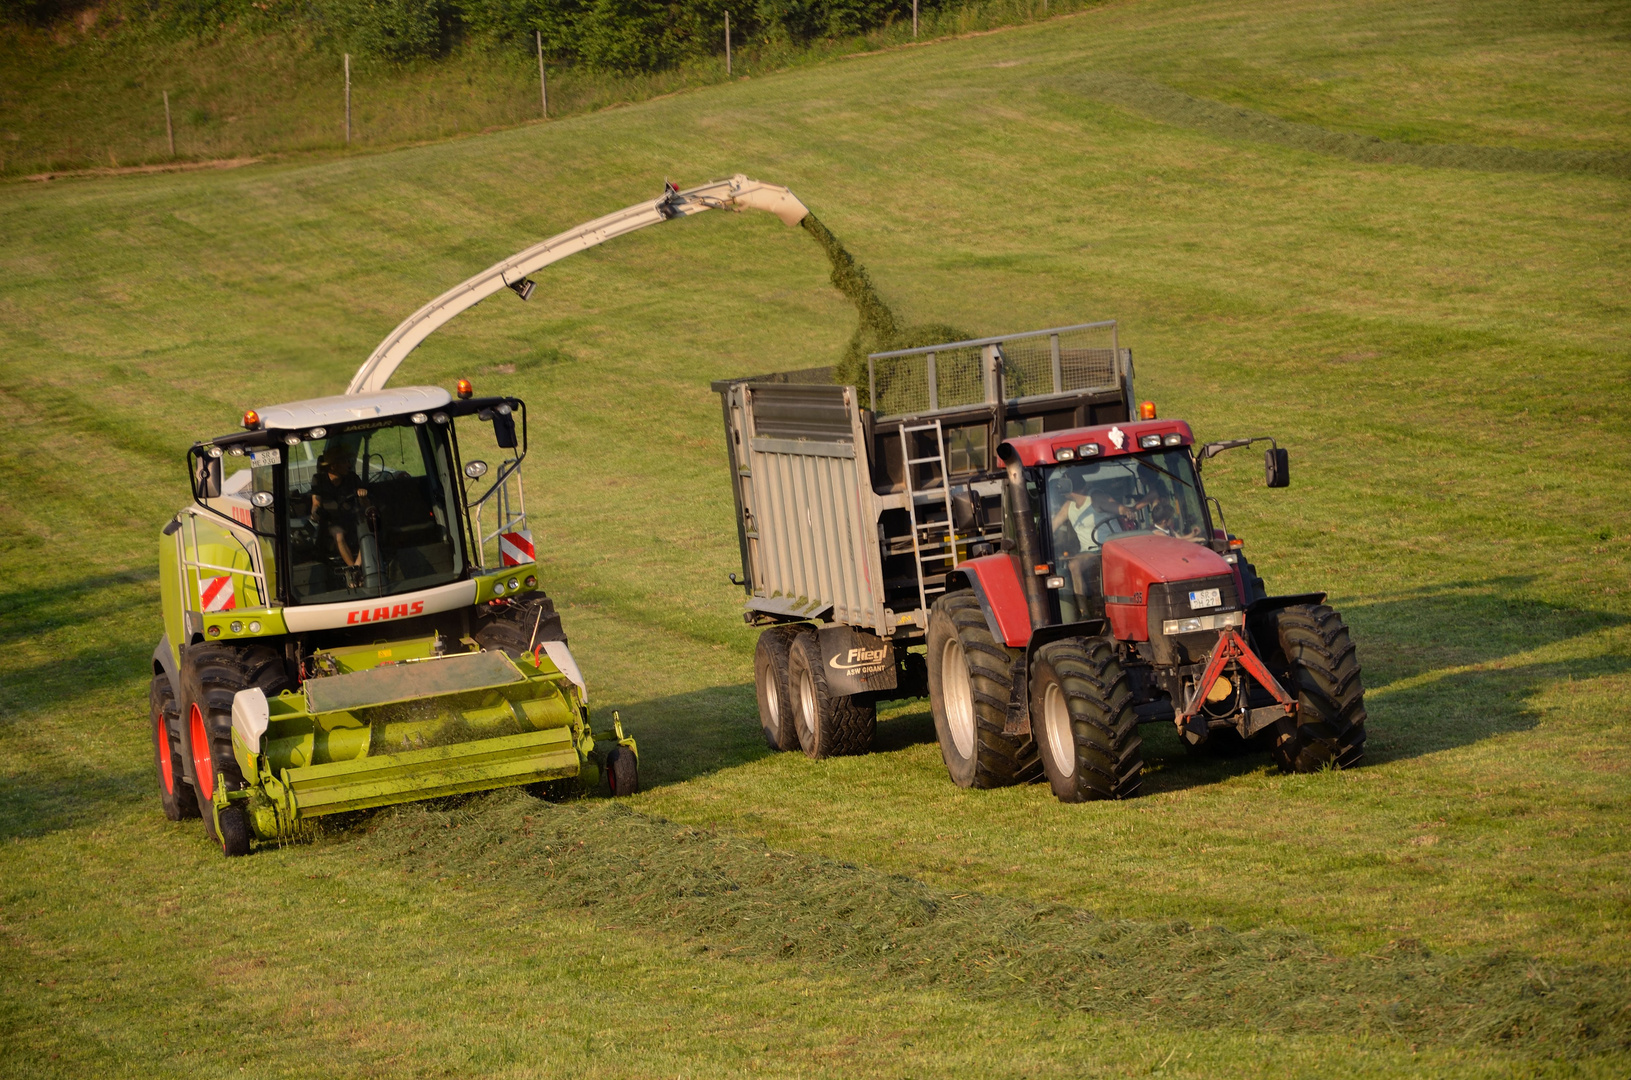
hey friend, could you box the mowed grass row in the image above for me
[2,0,1629,1074]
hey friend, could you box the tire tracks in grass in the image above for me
[1062,73,1631,180]
[350,790,1631,1061]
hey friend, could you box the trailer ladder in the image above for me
[898,419,960,616]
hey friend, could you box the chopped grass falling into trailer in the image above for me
[801,213,968,405]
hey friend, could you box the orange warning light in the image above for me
[456,378,474,400]
[1138,400,1157,420]
[242,409,260,429]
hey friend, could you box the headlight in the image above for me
[1077,443,1101,457]
[411,412,428,425]
[308,427,327,439]
[508,577,520,591]
[1163,433,1183,446]
[432,412,449,425]
[247,621,262,634]
[492,581,506,596]
[1161,611,1245,635]
[1055,447,1076,461]
[229,620,243,634]
[250,491,274,508]
[524,575,537,588]
[1139,434,1162,449]
[1045,576,1065,589]
[496,403,512,416]
[284,434,302,446]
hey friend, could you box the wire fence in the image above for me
[867,321,1119,417]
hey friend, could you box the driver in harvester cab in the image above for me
[310,446,369,583]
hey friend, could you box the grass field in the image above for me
[3,0,1630,1074]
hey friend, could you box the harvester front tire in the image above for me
[149,672,198,821]
[787,631,876,759]
[605,746,638,797]
[753,625,802,751]
[1262,604,1367,774]
[180,644,290,846]
[1030,638,1142,802]
[476,594,567,658]
[925,592,1039,789]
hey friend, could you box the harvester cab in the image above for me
[154,380,639,855]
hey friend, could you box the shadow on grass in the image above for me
[0,567,158,646]
[0,763,148,842]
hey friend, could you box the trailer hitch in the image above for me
[1176,628,1297,742]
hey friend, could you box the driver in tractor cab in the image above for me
[310,445,369,583]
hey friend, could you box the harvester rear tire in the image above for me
[753,625,802,751]
[1030,638,1143,802]
[1262,604,1367,773]
[787,630,876,759]
[180,644,290,847]
[605,746,639,796]
[476,594,567,658]
[925,592,1039,789]
[149,672,198,821]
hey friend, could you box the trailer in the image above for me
[715,322,1366,797]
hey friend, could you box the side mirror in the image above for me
[194,452,223,500]
[1265,447,1290,488]
[464,460,489,479]
[491,408,518,450]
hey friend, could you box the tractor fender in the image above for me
[946,554,1032,648]
[152,635,181,701]
[1244,593,1329,651]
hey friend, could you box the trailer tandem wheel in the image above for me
[754,625,803,751]
[787,630,876,759]
[925,592,1039,789]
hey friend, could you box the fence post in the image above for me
[344,54,352,145]
[162,90,175,156]
[536,32,548,118]
[725,11,731,76]
[913,0,918,38]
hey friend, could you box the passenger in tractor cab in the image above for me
[310,445,369,582]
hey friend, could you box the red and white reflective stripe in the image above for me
[499,530,535,567]
[200,574,236,612]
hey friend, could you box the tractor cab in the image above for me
[185,381,533,611]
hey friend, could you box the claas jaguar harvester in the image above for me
[152,176,812,854]
[716,322,1366,799]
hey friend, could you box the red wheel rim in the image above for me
[156,710,176,794]
[189,703,214,802]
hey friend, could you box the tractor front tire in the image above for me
[1030,638,1143,801]
[1263,604,1367,773]
[925,592,1038,789]
[180,644,290,853]
[754,625,803,751]
[787,630,876,759]
[477,594,567,657]
[149,672,198,820]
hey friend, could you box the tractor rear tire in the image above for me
[180,644,290,851]
[1030,638,1143,801]
[754,625,802,751]
[925,592,1039,789]
[149,672,198,821]
[787,630,876,759]
[1262,604,1367,773]
[477,594,567,658]
[605,746,639,796]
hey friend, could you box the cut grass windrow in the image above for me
[351,790,1631,1059]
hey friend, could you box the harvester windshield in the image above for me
[255,418,467,604]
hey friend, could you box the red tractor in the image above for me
[716,322,1366,800]
[931,413,1367,801]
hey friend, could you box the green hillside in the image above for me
[2,0,1629,1075]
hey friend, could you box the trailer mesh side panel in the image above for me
[868,322,1120,418]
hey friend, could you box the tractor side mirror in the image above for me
[193,452,223,500]
[1265,447,1290,488]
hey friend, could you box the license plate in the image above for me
[1188,588,1221,610]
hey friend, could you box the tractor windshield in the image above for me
[1042,448,1210,620]
[267,419,467,605]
